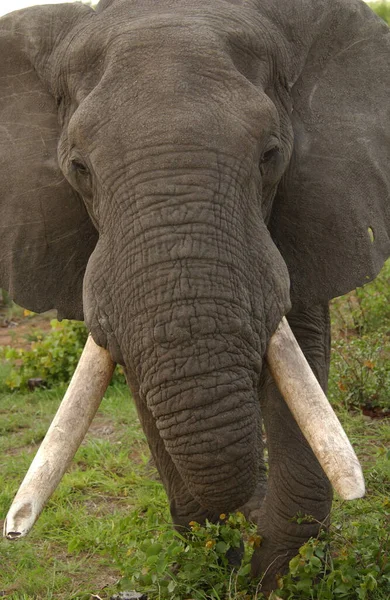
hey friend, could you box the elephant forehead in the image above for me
[57,0,278,99]
[63,30,279,157]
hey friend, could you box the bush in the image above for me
[107,504,390,600]
[276,504,390,600]
[330,260,390,414]
[0,319,125,390]
[113,512,262,600]
[369,1,390,25]
[330,333,390,414]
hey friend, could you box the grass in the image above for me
[0,382,389,599]
[1,369,390,597]
[0,383,154,599]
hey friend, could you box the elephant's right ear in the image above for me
[0,4,98,320]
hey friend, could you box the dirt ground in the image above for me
[0,303,55,350]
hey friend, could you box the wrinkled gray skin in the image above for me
[1,0,389,589]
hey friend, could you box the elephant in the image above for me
[1,0,389,591]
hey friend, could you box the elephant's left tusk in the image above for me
[3,334,115,540]
[266,317,365,501]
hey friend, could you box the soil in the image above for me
[0,304,55,350]
[360,405,390,419]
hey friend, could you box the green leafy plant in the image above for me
[330,261,390,414]
[331,261,390,337]
[108,503,390,600]
[113,512,262,600]
[276,504,390,600]
[0,319,125,390]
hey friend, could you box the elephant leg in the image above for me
[252,304,333,589]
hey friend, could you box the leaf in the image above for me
[289,555,301,575]
[363,360,375,369]
[338,380,347,392]
[215,541,228,553]
[145,542,163,557]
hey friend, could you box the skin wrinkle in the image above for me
[132,317,258,372]
[142,333,259,374]
[102,146,251,187]
[273,460,328,497]
[126,168,250,199]
[130,192,244,226]
[115,242,255,282]
[160,422,255,451]
[157,401,252,430]
[164,425,255,454]
[148,398,253,432]
[264,487,329,529]
[111,168,268,298]
[107,178,262,307]
[149,373,255,415]
[142,336,255,371]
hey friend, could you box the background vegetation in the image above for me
[368,1,390,24]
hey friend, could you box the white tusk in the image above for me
[4,334,115,539]
[266,317,365,501]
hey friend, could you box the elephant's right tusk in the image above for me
[266,317,365,501]
[3,334,115,540]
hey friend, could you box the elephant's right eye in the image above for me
[71,159,89,176]
[260,146,279,165]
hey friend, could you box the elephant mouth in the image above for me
[3,318,365,540]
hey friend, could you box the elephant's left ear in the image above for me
[269,0,390,307]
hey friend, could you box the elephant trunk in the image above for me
[87,167,290,510]
[142,336,263,510]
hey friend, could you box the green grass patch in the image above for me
[1,384,389,598]
[0,383,150,599]
[330,260,390,416]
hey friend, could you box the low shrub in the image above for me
[330,260,390,414]
[331,261,390,337]
[0,319,125,390]
[330,332,390,415]
[370,1,390,25]
[113,511,262,600]
[276,505,390,600]
[108,505,390,600]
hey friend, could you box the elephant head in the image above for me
[1,0,389,588]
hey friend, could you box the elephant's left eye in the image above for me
[71,159,89,176]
